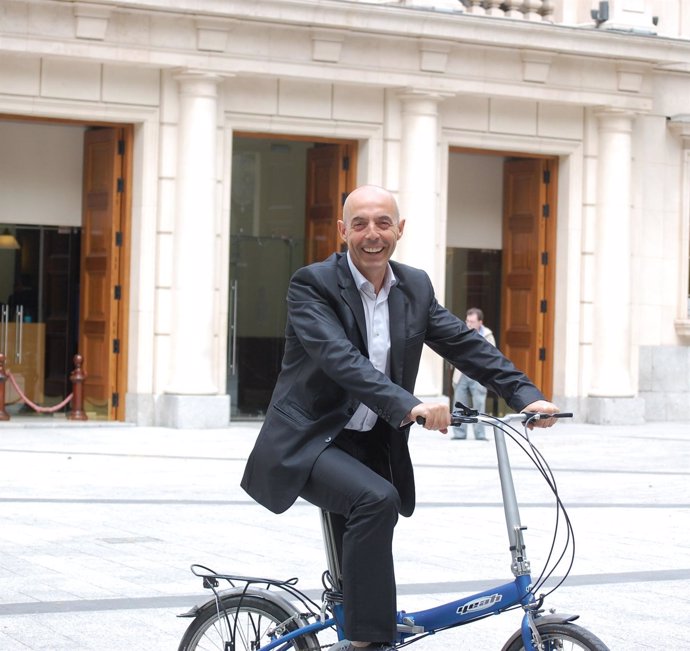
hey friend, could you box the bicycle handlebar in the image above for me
[415,412,573,427]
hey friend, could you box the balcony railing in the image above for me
[462,0,554,22]
[355,1,555,23]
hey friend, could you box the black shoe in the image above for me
[332,643,395,651]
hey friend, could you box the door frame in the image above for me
[447,146,558,398]
[227,132,358,417]
[0,114,132,420]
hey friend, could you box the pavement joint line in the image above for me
[1,569,689,616]
[0,448,249,462]
[1,450,687,477]
[0,497,687,508]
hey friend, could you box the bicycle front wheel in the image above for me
[503,622,610,651]
[178,593,321,651]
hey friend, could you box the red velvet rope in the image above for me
[6,371,74,413]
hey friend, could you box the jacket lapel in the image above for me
[388,281,406,385]
[337,254,368,353]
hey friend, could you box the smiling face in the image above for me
[338,185,405,293]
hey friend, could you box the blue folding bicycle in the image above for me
[178,408,609,651]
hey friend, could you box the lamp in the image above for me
[0,229,20,250]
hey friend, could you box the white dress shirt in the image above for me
[344,251,397,431]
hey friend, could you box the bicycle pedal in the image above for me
[397,618,424,635]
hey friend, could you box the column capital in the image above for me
[172,69,228,97]
[397,87,454,103]
[593,107,636,132]
[667,115,690,148]
[397,88,453,117]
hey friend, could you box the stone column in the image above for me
[588,109,644,424]
[396,90,446,400]
[160,71,229,427]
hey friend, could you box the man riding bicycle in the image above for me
[241,184,559,651]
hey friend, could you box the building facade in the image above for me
[1,0,689,426]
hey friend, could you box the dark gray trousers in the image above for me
[299,425,400,643]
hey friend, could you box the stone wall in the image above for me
[639,345,690,421]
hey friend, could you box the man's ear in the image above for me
[397,218,406,239]
[337,220,347,242]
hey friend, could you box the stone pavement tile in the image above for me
[0,608,188,651]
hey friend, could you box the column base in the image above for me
[586,395,645,425]
[157,394,230,429]
[550,395,585,423]
[419,394,451,406]
[125,393,156,426]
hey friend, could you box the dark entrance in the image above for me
[0,225,81,415]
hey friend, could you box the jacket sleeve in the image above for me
[286,265,419,427]
[420,288,545,412]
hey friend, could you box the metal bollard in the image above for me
[68,354,88,421]
[0,353,9,421]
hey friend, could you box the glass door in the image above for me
[226,138,309,419]
[226,135,356,419]
[0,225,81,417]
[227,234,303,418]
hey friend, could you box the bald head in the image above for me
[342,185,400,226]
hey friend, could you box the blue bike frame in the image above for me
[250,415,546,651]
[394,573,535,638]
[252,572,539,651]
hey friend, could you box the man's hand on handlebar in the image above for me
[521,400,560,429]
[409,403,451,433]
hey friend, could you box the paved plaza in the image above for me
[0,416,688,649]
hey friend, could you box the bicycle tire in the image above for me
[178,593,321,651]
[503,621,610,651]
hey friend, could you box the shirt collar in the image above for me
[346,251,397,297]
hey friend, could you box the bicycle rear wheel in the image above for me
[503,622,609,651]
[178,593,321,651]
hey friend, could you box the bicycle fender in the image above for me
[177,585,310,622]
[500,613,580,650]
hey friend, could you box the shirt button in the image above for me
[325,437,332,443]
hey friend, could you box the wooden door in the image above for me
[500,158,557,398]
[79,127,129,419]
[305,144,355,264]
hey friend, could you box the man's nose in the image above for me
[363,220,380,237]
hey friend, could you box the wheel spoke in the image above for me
[179,595,321,651]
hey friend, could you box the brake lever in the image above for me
[415,414,479,426]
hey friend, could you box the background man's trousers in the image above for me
[299,422,400,643]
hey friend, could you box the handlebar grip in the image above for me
[522,412,573,420]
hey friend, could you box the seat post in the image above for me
[319,509,343,592]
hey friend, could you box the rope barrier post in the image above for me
[68,354,88,421]
[0,353,9,421]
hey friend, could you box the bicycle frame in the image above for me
[312,413,545,650]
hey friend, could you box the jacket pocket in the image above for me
[272,399,315,426]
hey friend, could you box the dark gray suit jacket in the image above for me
[240,253,544,516]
